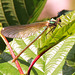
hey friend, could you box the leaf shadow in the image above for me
[0,52,12,63]
[0,52,38,75]
[62,44,75,75]
[18,58,38,75]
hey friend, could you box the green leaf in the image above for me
[0,34,75,75]
[38,10,75,54]
[0,0,47,51]
[0,11,75,75]
[0,0,46,26]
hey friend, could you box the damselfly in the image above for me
[1,18,61,62]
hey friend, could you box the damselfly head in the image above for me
[48,18,61,27]
[49,18,56,24]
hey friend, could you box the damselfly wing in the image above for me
[1,18,60,38]
[1,21,49,38]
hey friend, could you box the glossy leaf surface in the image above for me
[0,11,75,75]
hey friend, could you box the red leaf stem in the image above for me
[1,34,24,74]
[27,49,50,75]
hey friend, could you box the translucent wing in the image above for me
[1,21,49,38]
